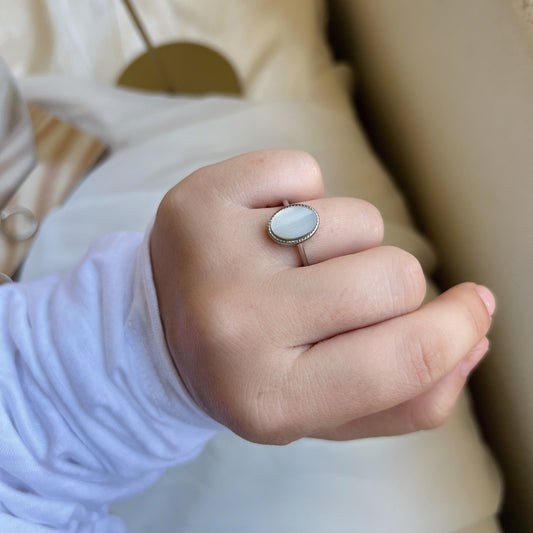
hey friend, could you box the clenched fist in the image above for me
[150,150,494,445]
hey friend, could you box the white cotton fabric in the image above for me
[0,228,223,532]
[12,78,502,533]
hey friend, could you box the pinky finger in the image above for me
[312,337,490,441]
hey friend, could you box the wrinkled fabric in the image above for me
[0,230,223,532]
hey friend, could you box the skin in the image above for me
[150,149,494,445]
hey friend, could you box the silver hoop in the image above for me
[0,273,13,284]
[0,206,39,243]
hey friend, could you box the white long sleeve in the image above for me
[0,229,223,532]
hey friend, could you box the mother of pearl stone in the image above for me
[268,204,319,245]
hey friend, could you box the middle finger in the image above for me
[266,245,427,346]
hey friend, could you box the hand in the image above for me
[150,150,494,445]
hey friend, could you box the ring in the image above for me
[0,273,13,285]
[0,206,39,243]
[267,200,319,266]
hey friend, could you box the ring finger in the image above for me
[260,196,384,268]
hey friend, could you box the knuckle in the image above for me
[258,148,320,174]
[157,181,192,223]
[460,283,491,338]
[403,326,445,390]
[231,387,294,446]
[193,289,247,352]
[382,247,427,311]
[360,200,385,243]
[292,149,321,174]
[399,252,426,306]
[412,396,456,431]
[235,412,293,446]
[290,150,324,191]
[157,187,178,219]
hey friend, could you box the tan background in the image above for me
[328,1,533,530]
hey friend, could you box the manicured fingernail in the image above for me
[461,338,490,377]
[475,285,496,316]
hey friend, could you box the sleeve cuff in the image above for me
[132,222,227,446]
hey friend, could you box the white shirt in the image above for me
[0,229,222,532]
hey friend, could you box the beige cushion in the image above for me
[329,1,533,530]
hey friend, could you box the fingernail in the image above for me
[475,285,496,316]
[461,338,490,377]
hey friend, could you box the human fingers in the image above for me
[151,151,495,446]
[164,163,384,279]
[265,246,426,346]
[261,197,384,268]
[311,337,490,440]
[283,283,494,435]
[187,149,325,208]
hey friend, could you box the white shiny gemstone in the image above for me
[268,204,319,245]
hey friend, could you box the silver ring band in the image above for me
[0,273,13,284]
[295,242,309,267]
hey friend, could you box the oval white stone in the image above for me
[269,204,318,244]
